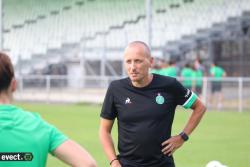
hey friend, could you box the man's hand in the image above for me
[111,159,122,167]
[161,135,184,156]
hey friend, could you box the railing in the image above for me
[15,75,250,112]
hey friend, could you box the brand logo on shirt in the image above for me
[125,97,132,104]
[155,93,165,104]
[185,89,191,98]
[0,152,33,161]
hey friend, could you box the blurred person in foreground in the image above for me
[0,52,97,167]
[99,41,206,167]
[209,62,226,110]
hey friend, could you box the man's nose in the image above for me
[130,62,136,70]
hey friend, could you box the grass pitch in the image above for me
[16,103,250,167]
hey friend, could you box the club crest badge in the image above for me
[156,93,164,104]
[125,97,132,104]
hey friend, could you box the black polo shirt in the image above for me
[101,74,197,167]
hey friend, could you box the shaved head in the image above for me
[125,41,151,58]
[123,41,153,87]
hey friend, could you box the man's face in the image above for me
[124,46,153,83]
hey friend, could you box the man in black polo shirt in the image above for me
[99,41,206,167]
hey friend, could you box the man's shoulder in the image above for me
[152,74,178,90]
[16,108,55,130]
[154,74,176,83]
[18,108,42,121]
[110,77,129,87]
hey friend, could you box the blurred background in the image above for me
[2,0,250,111]
[1,0,250,166]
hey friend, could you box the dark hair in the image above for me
[169,59,176,65]
[185,62,191,68]
[0,52,14,92]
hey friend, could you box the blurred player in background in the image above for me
[181,63,194,90]
[160,59,178,78]
[192,63,204,98]
[210,62,226,110]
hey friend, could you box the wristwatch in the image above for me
[179,132,189,141]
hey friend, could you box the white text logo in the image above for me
[125,98,131,104]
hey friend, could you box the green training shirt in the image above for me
[193,69,203,87]
[160,66,177,77]
[150,68,162,75]
[0,105,68,167]
[181,67,194,87]
[210,66,225,79]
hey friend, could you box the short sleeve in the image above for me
[49,125,68,154]
[100,82,118,120]
[210,67,215,76]
[171,79,198,109]
[210,67,216,76]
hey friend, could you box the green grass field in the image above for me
[16,103,250,167]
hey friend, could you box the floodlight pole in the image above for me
[79,39,86,88]
[146,0,152,49]
[101,35,107,87]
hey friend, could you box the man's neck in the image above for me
[0,93,12,104]
[131,74,153,88]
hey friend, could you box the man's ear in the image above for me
[150,57,154,68]
[10,79,17,92]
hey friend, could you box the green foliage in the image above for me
[16,103,250,167]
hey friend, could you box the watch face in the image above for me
[180,132,189,141]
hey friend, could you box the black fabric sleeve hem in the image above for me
[100,113,116,120]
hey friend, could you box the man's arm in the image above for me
[182,98,206,135]
[99,118,121,167]
[223,70,227,77]
[162,98,206,156]
[53,140,97,167]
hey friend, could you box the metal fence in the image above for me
[15,75,250,112]
[200,77,250,112]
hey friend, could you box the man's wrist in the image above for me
[110,158,119,165]
[179,132,189,141]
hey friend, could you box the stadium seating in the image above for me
[3,0,250,74]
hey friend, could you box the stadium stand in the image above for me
[3,0,250,76]
[3,0,250,109]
